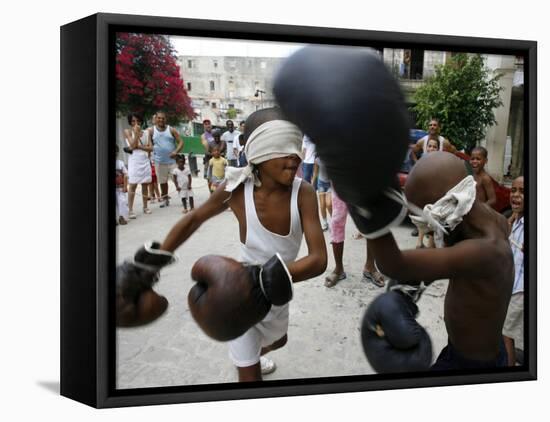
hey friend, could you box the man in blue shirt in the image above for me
[148,111,184,207]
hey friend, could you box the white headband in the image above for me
[408,175,477,247]
[224,120,303,192]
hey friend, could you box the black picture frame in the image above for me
[60,12,537,408]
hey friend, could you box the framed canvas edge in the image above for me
[59,12,538,408]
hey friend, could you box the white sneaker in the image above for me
[321,221,329,231]
[260,356,276,375]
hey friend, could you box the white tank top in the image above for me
[240,177,303,265]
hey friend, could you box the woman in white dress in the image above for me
[124,113,153,218]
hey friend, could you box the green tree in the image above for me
[413,53,503,152]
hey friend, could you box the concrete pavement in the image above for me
[116,170,448,388]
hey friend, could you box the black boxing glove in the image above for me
[361,289,432,373]
[347,178,408,239]
[273,45,410,206]
[188,253,293,341]
[116,241,176,326]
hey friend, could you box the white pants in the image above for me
[228,304,289,367]
[116,189,128,219]
[178,188,194,200]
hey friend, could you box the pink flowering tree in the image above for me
[116,33,194,125]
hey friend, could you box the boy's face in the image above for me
[426,140,439,153]
[177,160,185,169]
[213,149,220,158]
[510,176,524,215]
[204,121,212,132]
[259,155,301,187]
[469,150,487,173]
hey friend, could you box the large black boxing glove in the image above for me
[116,241,176,327]
[361,286,432,373]
[188,254,293,341]
[273,45,410,206]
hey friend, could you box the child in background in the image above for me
[172,155,195,213]
[238,134,248,167]
[413,137,440,248]
[115,145,129,225]
[470,146,496,208]
[149,157,162,203]
[312,155,332,231]
[502,175,524,366]
[208,147,228,193]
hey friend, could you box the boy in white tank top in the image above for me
[141,108,328,382]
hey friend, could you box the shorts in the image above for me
[155,163,176,184]
[330,191,348,243]
[431,339,508,370]
[502,292,524,350]
[317,179,331,193]
[178,188,194,200]
[302,162,314,183]
[228,304,289,367]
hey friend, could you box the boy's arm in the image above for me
[369,232,496,283]
[483,174,497,208]
[160,182,230,252]
[286,182,327,282]
[188,173,192,189]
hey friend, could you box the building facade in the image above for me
[177,50,524,180]
[177,55,281,127]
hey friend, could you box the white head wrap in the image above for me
[408,175,477,247]
[224,120,304,192]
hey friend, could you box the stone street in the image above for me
[116,165,448,389]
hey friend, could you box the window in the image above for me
[187,60,193,69]
[211,102,217,109]
[213,59,218,68]
[260,61,266,69]
[409,49,424,80]
[210,80,215,91]
[187,82,192,91]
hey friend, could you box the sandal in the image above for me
[352,232,364,240]
[128,212,137,219]
[324,271,347,288]
[362,270,385,287]
[143,208,152,214]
